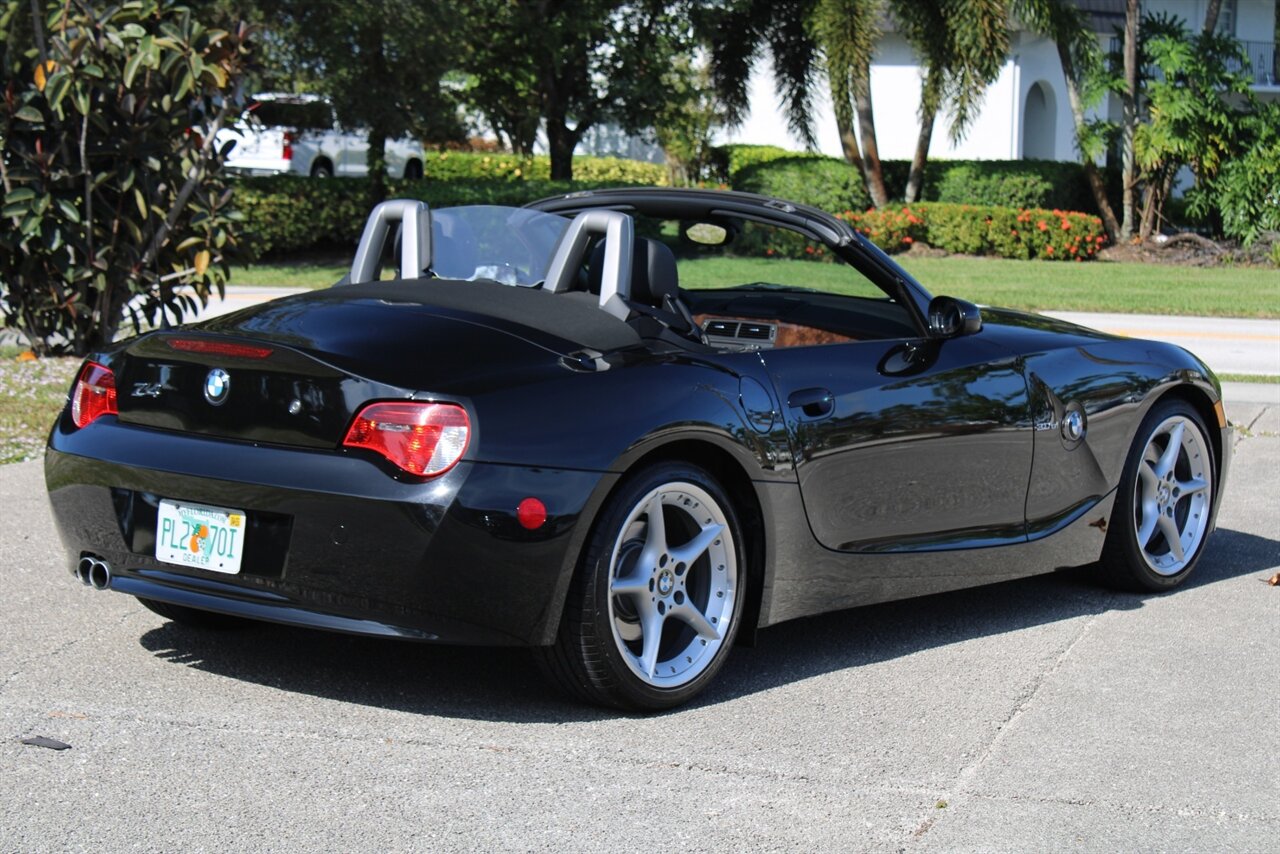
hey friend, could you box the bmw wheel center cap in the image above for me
[204,368,231,406]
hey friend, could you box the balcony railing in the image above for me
[1107,38,1278,87]
[1242,40,1277,87]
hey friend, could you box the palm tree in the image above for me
[1015,0,1122,239]
[810,0,888,206]
[701,0,1010,209]
[892,0,1010,203]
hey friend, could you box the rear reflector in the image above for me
[166,338,274,359]
[517,498,548,530]
[71,362,118,428]
[342,402,470,476]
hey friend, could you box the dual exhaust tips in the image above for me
[75,555,112,591]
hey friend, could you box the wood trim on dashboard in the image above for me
[695,315,857,348]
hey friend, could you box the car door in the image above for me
[338,129,370,177]
[761,333,1033,552]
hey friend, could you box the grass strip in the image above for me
[229,255,1279,319]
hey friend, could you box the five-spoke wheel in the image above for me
[540,462,744,710]
[1102,400,1216,590]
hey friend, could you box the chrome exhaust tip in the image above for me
[76,557,95,586]
[88,559,111,591]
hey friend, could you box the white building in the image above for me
[720,0,1278,162]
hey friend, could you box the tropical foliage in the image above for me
[0,0,254,355]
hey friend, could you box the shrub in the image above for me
[0,2,254,355]
[707,144,805,182]
[1198,103,1280,246]
[733,156,871,215]
[840,203,1107,261]
[417,152,668,185]
[901,159,1112,214]
[233,175,654,257]
[715,145,1118,218]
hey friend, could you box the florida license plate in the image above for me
[156,499,245,574]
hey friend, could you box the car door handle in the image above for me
[787,387,834,419]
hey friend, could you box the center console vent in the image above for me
[703,319,777,350]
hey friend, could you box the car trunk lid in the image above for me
[114,293,568,447]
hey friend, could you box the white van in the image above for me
[218,93,425,179]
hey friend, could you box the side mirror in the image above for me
[928,296,982,338]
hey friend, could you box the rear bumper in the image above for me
[46,417,615,645]
[224,157,297,176]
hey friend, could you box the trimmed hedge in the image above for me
[233,175,648,256]
[842,203,1108,261]
[712,144,1118,216]
[733,155,872,215]
[416,152,669,185]
[738,202,1106,261]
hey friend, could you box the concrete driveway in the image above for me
[1,394,1277,851]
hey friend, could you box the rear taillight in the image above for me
[283,131,297,161]
[342,402,470,476]
[71,362,118,428]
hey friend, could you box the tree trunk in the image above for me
[1120,0,1139,241]
[905,66,942,205]
[851,58,889,208]
[828,69,870,208]
[1139,167,1176,240]
[1202,0,1223,33]
[1054,41,1121,239]
[367,127,388,202]
[546,120,579,180]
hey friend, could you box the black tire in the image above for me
[137,597,248,629]
[1099,398,1216,592]
[403,159,423,180]
[310,160,333,178]
[537,462,746,711]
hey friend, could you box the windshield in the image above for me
[430,205,569,287]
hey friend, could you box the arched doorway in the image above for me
[1022,81,1057,160]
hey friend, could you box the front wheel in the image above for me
[539,462,745,711]
[1100,399,1216,591]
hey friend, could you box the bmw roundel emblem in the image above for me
[204,368,231,406]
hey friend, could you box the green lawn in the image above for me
[232,254,1279,318]
[0,351,79,465]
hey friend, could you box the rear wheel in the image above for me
[403,159,423,180]
[137,597,247,629]
[310,160,333,178]
[538,462,745,710]
[1100,399,1215,591]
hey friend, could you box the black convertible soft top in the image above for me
[324,278,642,353]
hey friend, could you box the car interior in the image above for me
[571,214,920,350]
[355,201,921,353]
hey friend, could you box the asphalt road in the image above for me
[1,392,1277,851]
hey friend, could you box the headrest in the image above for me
[586,237,679,308]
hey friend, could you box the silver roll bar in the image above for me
[542,210,633,321]
[349,199,432,284]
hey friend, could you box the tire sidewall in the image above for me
[1110,399,1216,590]
[581,462,746,710]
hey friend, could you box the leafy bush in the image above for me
[714,145,1118,217]
[732,156,871,215]
[0,1,254,355]
[417,152,668,185]
[841,203,1107,261]
[233,175,654,256]
[707,144,805,182]
[1195,103,1280,246]
[731,201,1104,262]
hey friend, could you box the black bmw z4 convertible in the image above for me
[45,188,1231,710]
